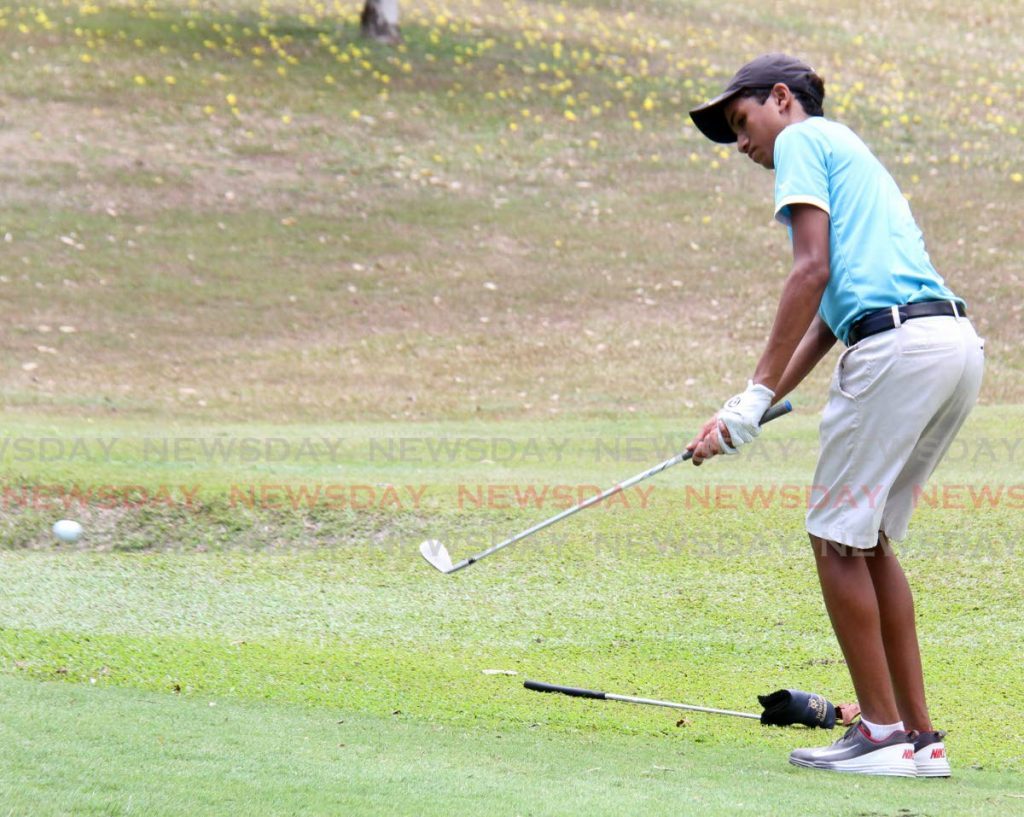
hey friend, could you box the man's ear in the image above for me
[771,83,792,111]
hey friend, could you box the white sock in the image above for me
[860,717,905,740]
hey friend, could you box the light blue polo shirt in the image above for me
[773,117,962,344]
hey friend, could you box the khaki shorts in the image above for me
[807,314,985,548]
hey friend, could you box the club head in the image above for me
[419,539,455,573]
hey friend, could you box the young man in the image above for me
[686,54,984,777]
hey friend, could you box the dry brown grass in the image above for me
[1,0,1021,422]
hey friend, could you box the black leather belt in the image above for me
[847,300,967,346]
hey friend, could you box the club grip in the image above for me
[761,399,793,425]
[681,399,792,462]
[524,679,607,700]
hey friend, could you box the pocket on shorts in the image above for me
[836,343,876,400]
[899,318,961,354]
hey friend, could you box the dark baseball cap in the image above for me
[689,53,821,143]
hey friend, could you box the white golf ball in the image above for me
[52,519,84,543]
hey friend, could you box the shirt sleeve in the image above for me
[774,123,831,227]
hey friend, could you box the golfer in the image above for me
[686,54,984,777]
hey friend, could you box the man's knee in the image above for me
[810,533,889,560]
[810,534,853,558]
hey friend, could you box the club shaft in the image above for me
[450,456,681,571]
[524,679,759,719]
[605,693,760,720]
[448,400,792,572]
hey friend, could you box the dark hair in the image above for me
[737,73,825,116]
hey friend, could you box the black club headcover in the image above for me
[758,689,837,729]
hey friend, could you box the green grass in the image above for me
[1,0,1023,811]
[2,409,1023,785]
[2,674,1020,817]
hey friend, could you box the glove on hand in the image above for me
[717,381,775,454]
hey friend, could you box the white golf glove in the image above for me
[716,381,775,454]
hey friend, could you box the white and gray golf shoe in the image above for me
[913,730,951,778]
[789,722,917,777]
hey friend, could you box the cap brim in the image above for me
[689,89,741,143]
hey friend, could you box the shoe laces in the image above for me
[839,722,863,742]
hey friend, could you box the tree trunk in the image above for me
[361,0,402,45]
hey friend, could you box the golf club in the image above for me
[419,400,793,573]
[524,678,760,720]
[525,679,858,728]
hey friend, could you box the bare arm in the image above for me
[688,203,831,463]
[772,313,837,403]
[752,203,832,392]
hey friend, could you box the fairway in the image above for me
[2,0,1023,813]
[1,675,1019,817]
[2,411,1022,813]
